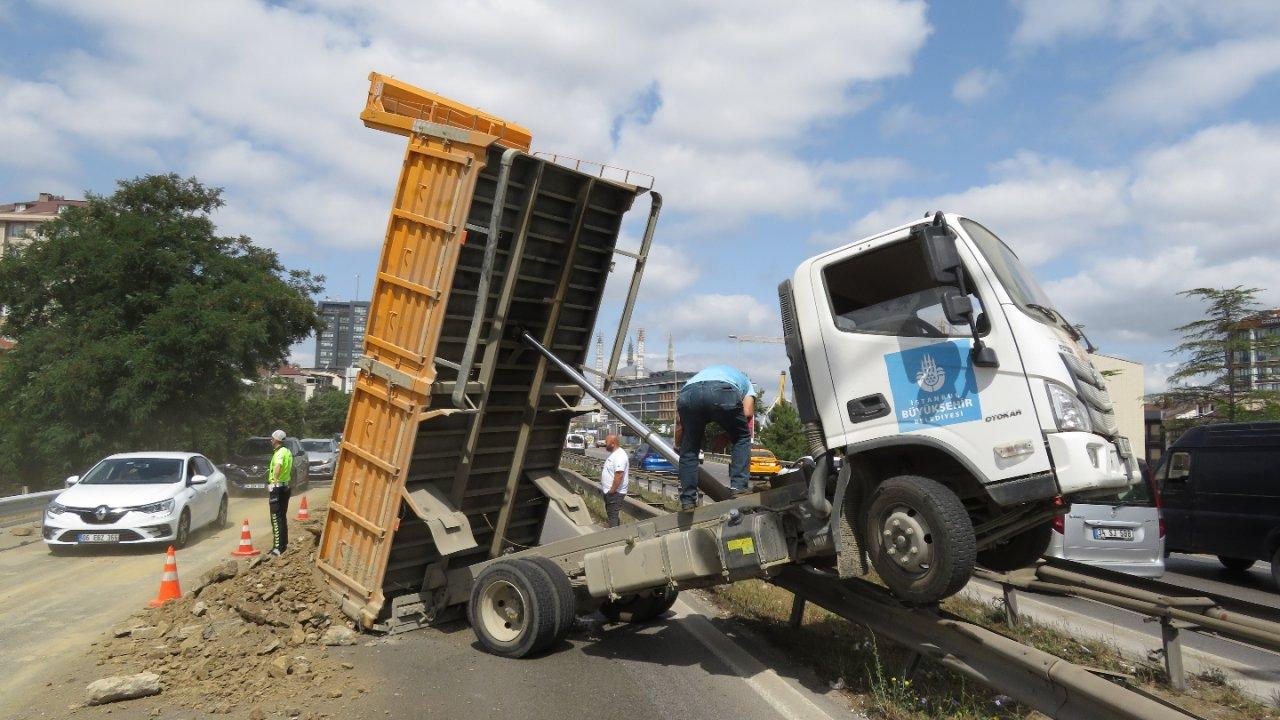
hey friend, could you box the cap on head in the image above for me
[271,429,286,442]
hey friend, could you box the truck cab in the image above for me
[781,212,1136,603]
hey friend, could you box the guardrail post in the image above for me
[1160,618,1186,691]
[1002,585,1022,627]
[788,594,806,628]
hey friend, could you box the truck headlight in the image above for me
[46,502,66,516]
[134,499,175,515]
[1046,382,1091,432]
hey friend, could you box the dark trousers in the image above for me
[677,381,751,506]
[604,492,624,528]
[268,485,291,552]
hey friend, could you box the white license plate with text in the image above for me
[1093,528,1135,541]
[243,483,265,489]
[79,533,119,542]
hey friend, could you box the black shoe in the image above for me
[267,548,283,557]
[680,502,697,512]
[731,489,751,498]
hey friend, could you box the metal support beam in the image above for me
[1003,584,1022,627]
[489,177,596,557]
[788,594,806,628]
[603,192,661,392]
[1160,618,1186,692]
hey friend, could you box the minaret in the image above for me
[594,333,604,389]
[667,333,674,372]
[636,328,646,378]
[626,337,634,367]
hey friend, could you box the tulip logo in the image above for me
[915,354,945,393]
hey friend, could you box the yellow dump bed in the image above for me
[318,73,649,630]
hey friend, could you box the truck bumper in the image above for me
[1046,431,1132,496]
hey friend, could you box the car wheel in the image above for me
[216,495,229,529]
[864,475,975,606]
[174,509,191,549]
[1217,556,1256,572]
[978,522,1053,572]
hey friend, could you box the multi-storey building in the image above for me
[315,300,370,370]
[0,193,88,260]
[1231,310,1280,392]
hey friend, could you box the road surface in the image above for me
[0,488,325,718]
[2,482,851,720]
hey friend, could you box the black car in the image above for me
[1154,422,1280,588]
[221,437,308,494]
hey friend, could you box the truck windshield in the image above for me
[960,219,1062,326]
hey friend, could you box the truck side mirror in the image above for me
[915,221,962,285]
[940,288,973,326]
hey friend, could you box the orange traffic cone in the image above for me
[295,496,310,521]
[231,519,260,557]
[148,546,182,607]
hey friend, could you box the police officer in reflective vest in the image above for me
[267,429,293,556]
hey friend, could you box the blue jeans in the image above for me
[677,380,750,506]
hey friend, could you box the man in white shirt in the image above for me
[599,434,630,528]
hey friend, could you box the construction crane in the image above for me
[727,334,784,344]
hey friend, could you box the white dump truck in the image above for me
[318,74,1136,656]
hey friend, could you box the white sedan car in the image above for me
[43,452,229,552]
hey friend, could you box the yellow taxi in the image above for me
[749,447,782,477]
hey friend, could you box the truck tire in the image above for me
[522,556,578,640]
[977,522,1052,572]
[864,475,975,606]
[600,586,679,623]
[1217,556,1255,572]
[468,558,561,658]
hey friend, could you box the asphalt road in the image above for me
[2,478,851,720]
[0,488,325,718]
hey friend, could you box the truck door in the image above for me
[812,229,1046,485]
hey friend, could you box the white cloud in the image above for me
[842,122,1280,388]
[653,293,780,343]
[1011,0,1280,48]
[839,152,1131,264]
[952,68,1003,104]
[1105,36,1280,127]
[1131,122,1280,257]
[2,0,931,251]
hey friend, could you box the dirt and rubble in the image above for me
[77,511,365,718]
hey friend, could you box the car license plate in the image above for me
[79,533,119,542]
[243,483,265,489]
[1093,527,1135,541]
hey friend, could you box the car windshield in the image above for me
[237,439,274,456]
[960,219,1065,327]
[1090,477,1155,507]
[80,458,184,485]
[301,440,333,452]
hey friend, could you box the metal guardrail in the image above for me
[978,560,1280,691]
[0,489,58,522]
[556,456,1193,720]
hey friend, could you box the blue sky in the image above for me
[3,1,1280,399]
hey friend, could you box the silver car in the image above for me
[1046,468,1165,577]
[301,438,339,479]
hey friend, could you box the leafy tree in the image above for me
[1155,286,1280,424]
[0,174,322,488]
[758,400,807,461]
[306,390,351,437]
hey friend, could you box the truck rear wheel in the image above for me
[865,475,975,605]
[600,586,679,623]
[522,556,578,639]
[468,558,561,658]
[977,522,1052,572]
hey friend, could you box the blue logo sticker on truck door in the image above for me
[884,340,982,431]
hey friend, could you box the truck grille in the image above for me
[1060,353,1119,438]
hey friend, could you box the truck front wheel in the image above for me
[865,475,975,605]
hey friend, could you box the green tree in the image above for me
[759,401,807,461]
[306,390,351,437]
[0,174,322,488]
[1155,286,1280,425]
